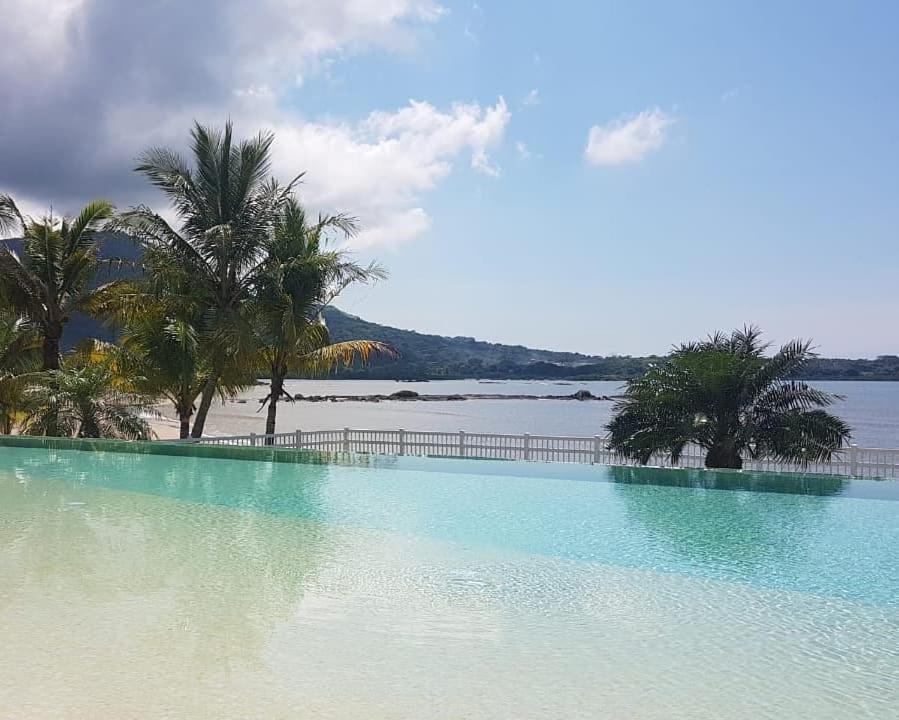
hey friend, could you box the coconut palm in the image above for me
[0,194,121,370]
[251,199,396,438]
[23,344,153,440]
[0,309,40,433]
[113,122,297,437]
[607,327,851,469]
[117,307,251,438]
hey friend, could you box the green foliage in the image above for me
[113,121,296,437]
[0,309,40,433]
[22,342,153,440]
[250,198,395,435]
[607,327,852,469]
[0,195,124,370]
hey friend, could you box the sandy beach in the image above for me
[148,417,182,440]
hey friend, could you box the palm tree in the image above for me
[0,195,120,370]
[251,199,396,437]
[0,309,40,433]
[117,307,250,438]
[607,327,851,469]
[113,122,297,437]
[23,343,153,440]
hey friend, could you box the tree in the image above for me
[251,199,396,438]
[0,309,40,433]
[0,195,121,370]
[607,327,851,469]
[23,342,153,440]
[114,122,296,437]
[117,307,250,439]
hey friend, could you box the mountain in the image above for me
[321,308,899,381]
[321,307,657,380]
[4,233,897,380]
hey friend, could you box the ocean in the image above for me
[164,379,899,448]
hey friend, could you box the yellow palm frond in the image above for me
[297,340,397,376]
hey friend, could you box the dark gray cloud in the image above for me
[1,1,236,210]
[0,0,444,214]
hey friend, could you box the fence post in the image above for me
[459,430,466,458]
[398,429,406,455]
[250,432,257,447]
[849,444,858,476]
[523,433,530,461]
[593,435,602,465]
[343,427,350,453]
[295,429,302,449]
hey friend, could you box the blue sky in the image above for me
[328,1,899,358]
[2,1,897,357]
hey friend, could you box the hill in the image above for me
[321,307,656,380]
[322,308,899,381]
[3,233,897,380]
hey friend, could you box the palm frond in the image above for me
[298,340,398,375]
[0,194,26,237]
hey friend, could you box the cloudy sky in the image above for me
[2,1,897,357]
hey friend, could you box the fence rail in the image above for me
[168,428,899,479]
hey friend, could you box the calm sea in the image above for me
[175,379,899,448]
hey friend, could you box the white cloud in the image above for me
[352,208,432,249]
[0,0,514,250]
[585,108,675,166]
[515,141,531,160]
[267,98,510,247]
[720,85,748,104]
[522,88,540,107]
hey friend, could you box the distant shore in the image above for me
[282,389,617,403]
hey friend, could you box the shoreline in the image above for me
[284,390,617,403]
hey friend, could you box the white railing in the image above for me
[168,428,899,479]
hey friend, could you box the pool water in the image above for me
[1,443,897,719]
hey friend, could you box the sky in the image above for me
[1,1,897,358]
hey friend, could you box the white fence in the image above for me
[171,428,899,479]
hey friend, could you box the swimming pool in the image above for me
[1,439,896,719]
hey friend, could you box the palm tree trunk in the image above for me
[190,373,219,438]
[42,330,61,371]
[179,413,191,439]
[42,327,62,436]
[705,439,743,469]
[264,370,285,444]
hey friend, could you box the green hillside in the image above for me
[322,308,899,381]
[7,231,894,381]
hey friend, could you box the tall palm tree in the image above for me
[0,194,120,370]
[23,342,153,440]
[0,309,40,433]
[251,199,396,437]
[117,307,250,438]
[607,327,851,469]
[113,122,297,437]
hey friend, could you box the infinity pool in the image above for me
[1,440,897,719]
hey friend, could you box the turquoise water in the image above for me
[9,446,896,605]
[1,444,897,719]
